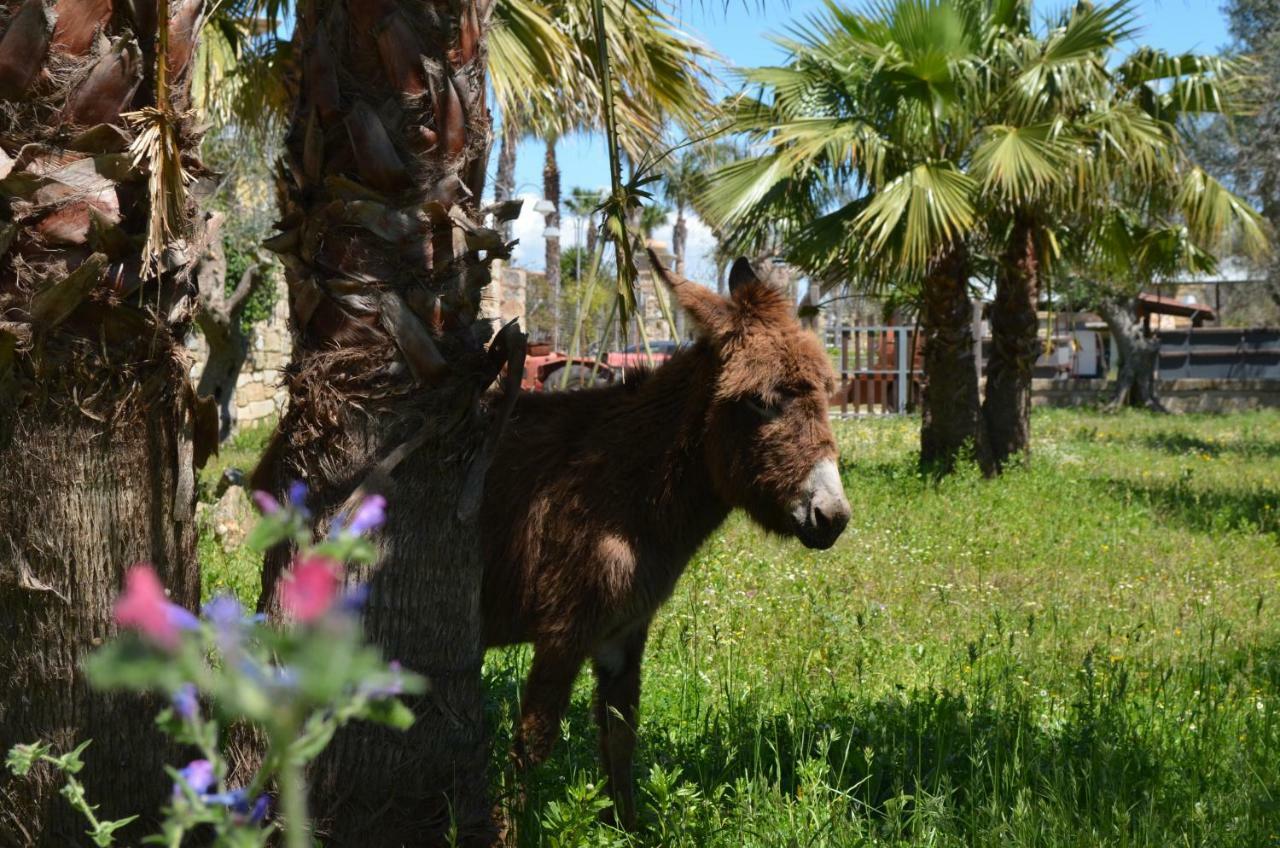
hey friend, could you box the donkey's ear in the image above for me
[727,257,760,294]
[646,247,733,338]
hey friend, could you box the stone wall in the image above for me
[1031,378,1280,412]
[186,294,291,428]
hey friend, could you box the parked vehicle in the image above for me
[521,341,615,391]
[604,340,683,371]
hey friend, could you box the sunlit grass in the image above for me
[200,409,1280,846]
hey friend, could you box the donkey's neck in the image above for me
[613,344,731,563]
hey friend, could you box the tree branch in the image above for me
[226,263,262,316]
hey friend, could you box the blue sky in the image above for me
[499,0,1236,277]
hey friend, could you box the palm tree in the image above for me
[703,0,1261,471]
[0,1,211,841]
[639,202,670,240]
[704,0,1004,471]
[238,0,525,838]
[978,14,1262,465]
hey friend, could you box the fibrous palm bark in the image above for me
[982,215,1040,471]
[920,246,982,472]
[0,0,211,842]
[252,1,513,843]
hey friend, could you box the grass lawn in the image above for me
[201,409,1280,847]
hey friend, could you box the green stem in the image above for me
[279,757,310,848]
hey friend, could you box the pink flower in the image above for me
[252,491,281,514]
[115,565,198,650]
[279,556,342,622]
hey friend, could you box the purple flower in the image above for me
[174,759,216,797]
[203,788,249,811]
[172,684,199,721]
[252,491,281,515]
[286,480,311,518]
[347,494,387,536]
[339,584,370,614]
[202,593,258,653]
[360,661,405,699]
[202,593,244,627]
[247,794,271,824]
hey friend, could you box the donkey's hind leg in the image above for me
[592,622,650,830]
[513,642,585,771]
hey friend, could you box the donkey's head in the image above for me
[652,252,851,550]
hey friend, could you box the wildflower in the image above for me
[348,494,387,536]
[252,491,281,515]
[287,480,311,518]
[359,661,405,699]
[339,583,370,614]
[280,556,342,622]
[115,565,198,650]
[174,759,216,797]
[246,794,270,825]
[172,684,199,721]
[203,593,245,627]
[330,493,388,538]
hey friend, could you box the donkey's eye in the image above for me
[743,394,783,421]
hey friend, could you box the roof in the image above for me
[1136,292,1217,321]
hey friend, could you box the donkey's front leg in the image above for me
[513,643,585,770]
[592,623,650,830]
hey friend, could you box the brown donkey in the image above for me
[480,252,851,828]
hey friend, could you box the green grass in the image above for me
[197,418,275,605]
[201,410,1280,846]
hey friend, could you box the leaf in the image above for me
[5,741,53,776]
[90,815,139,847]
[29,254,108,328]
[362,698,416,731]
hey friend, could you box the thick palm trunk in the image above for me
[544,137,561,348]
[495,119,518,243]
[255,2,504,843]
[1098,297,1167,412]
[0,1,208,842]
[919,245,982,472]
[982,216,1039,472]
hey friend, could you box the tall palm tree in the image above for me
[703,0,1261,472]
[704,0,1005,470]
[242,0,521,839]
[0,1,211,841]
[978,12,1261,466]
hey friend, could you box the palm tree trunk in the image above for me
[544,137,561,349]
[982,215,1039,472]
[495,119,518,243]
[672,203,687,338]
[0,1,208,842]
[254,2,502,843]
[1097,297,1167,412]
[919,244,983,472]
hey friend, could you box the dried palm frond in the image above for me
[124,105,192,278]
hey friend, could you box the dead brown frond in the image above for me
[123,105,192,279]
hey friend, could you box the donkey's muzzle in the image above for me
[792,458,851,550]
